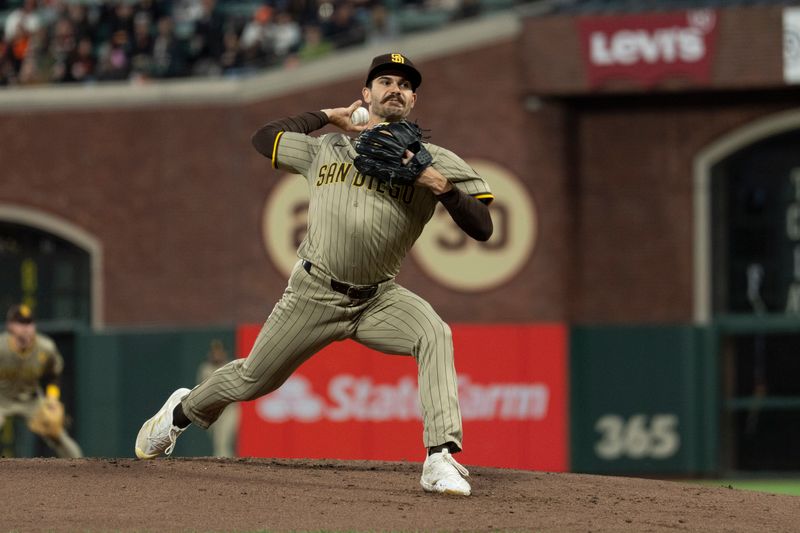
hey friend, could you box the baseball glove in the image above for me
[28,397,65,439]
[354,121,432,185]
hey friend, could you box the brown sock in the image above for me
[428,442,459,456]
[172,403,191,429]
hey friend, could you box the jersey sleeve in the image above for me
[428,145,494,204]
[38,335,64,376]
[273,132,322,176]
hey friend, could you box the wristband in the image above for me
[46,384,61,400]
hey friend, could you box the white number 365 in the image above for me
[594,414,680,460]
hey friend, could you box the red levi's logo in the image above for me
[236,324,568,471]
[577,10,718,89]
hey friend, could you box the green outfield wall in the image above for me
[570,325,718,475]
[25,322,782,476]
[73,327,236,458]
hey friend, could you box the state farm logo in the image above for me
[256,375,325,422]
[578,10,719,88]
[256,374,550,423]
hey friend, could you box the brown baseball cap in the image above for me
[365,53,422,91]
[6,304,35,324]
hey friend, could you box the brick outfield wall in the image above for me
[0,6,797,327]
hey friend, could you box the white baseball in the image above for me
[350,107,369,125]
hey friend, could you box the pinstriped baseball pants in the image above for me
[181,260,463,450]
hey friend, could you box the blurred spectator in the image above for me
[219,27,244,75]
[47,16,76,82]
[96,28,131,81]
[173,0,206,25]
[189,0,225,76]
[272,10,301,60]
[322,1,366,49]
[4,0,42,72]
[364,1,398,44]
[67,36,96,83]
[0,51,17,86]
[297,23,332,62]
[100,1,135,44]
[240,5,277,69]
[18,24,49,85]
[4,0,42,43]
[130,12,154,79]
[18,54,46,84]
[136,0,169,25]
[287,0,321,27]
[151,15,188,78]
[0,0,526,87]
[65,2,96,43]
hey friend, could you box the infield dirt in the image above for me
[2,457,798,532]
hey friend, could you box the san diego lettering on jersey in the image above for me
[316,161,414,204]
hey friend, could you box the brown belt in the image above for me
[302,260,379,300]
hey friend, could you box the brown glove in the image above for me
[28,397,65,439]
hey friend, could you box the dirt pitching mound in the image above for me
[2,457,798,532]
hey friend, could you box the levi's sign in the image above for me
[236,323,568,471]
[577,10,718,89]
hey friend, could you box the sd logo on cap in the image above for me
[6,304,35,324]
[365,53,422,91]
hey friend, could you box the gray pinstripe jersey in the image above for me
[274,131,492,285]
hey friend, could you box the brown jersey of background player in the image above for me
[135,53,493,496]
[0,304,83,458]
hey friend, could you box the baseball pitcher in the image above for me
[135,53,493,496]
[0,304,83,458]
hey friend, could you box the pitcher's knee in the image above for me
[237,368,288,402]
[415,320,453,358]
[430,321,453,349]
[237,374,280,401]
[232,361,277,401]
[440,322,453,345]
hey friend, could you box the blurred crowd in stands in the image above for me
[0,0,488,86]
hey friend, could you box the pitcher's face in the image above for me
[363,74,416,121]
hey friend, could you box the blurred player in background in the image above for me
[0,304,82,458]
[196,339,239,457]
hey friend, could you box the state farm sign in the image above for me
[578,10,718,89]
[236,324,568,471]
[256,374,550,422]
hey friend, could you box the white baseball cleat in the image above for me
[420,448,471,496]
[134,388,191,459]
